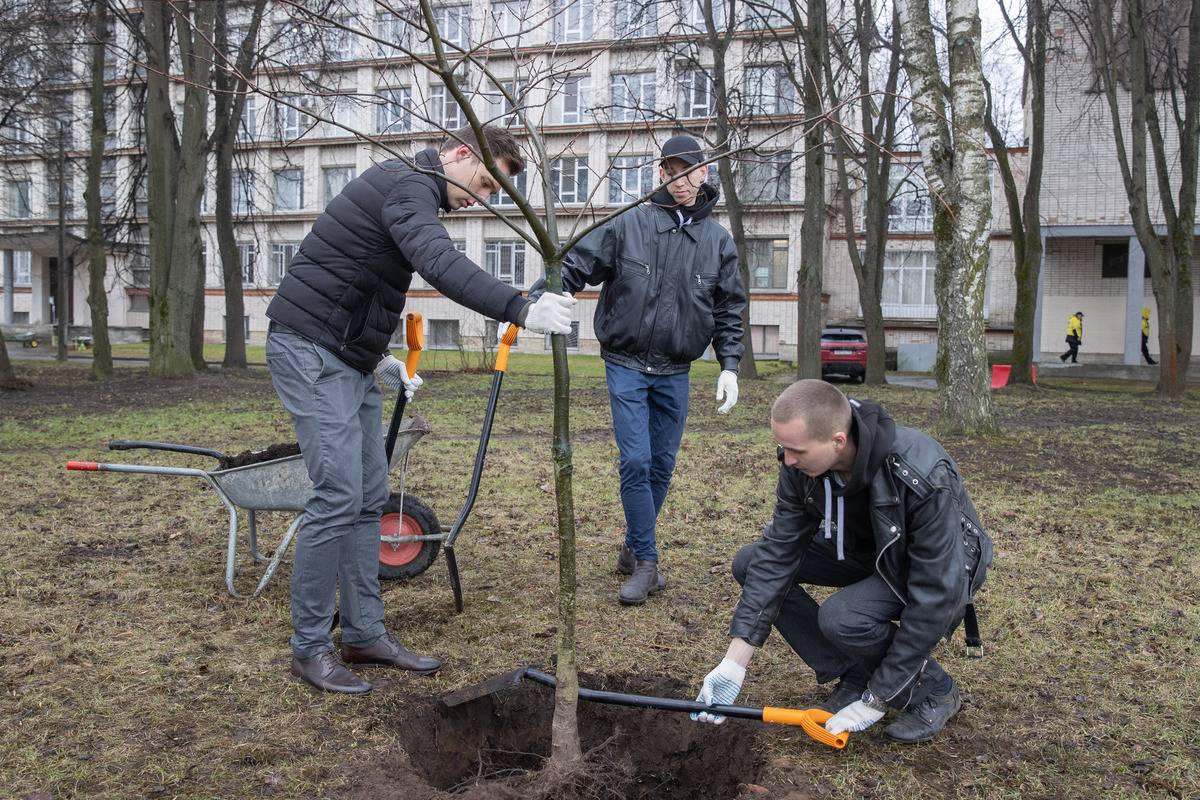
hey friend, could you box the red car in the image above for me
[820,327,868,383]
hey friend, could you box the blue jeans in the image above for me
[605,362,690,563]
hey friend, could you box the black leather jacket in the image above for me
[531,184,745,374]
[729,400,993,706]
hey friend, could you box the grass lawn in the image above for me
[1,357,1197,799]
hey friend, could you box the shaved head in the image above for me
[770,379,852,441]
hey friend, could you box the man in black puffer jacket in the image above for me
[265,126,575,694]
[691,379,993,743]
[530,135,746,606]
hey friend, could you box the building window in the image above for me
[610,73,656,122]
[746,238,789,289]
[488,79,528,127]
[376,86,413,133]
[132,162,148,217]
[677,68,714,118]
[882,250,937,319]
[13,251,32,286]
[550,157,589,204]
[1100,242,1149,278]
[495,169,528,206]
[323,166,355,204]
[323,16,356,61]
[128,295,149,313]
[554,0,593,42]
[484,240,526,286]
[100,158,116,216]
[608,155,654,204]
[739,151,791,203]
[48,165,76,218]
[6,179,32,218]
[545,320,581,349]
[683,0,726,31]
[744,65,795,115]
[555,75,591,124]
[274,167,304,211]
[431,5,471,49]
[103,88,118,149]
[741,0,789,28]
[749,324,780,357]
[375,11,415,54]
[233,169,255,214]
[130,239,150,288]
[275,95,312,140]
[270,242,299,285]
[2,111,34,150]
[323,95,357,137]
[237,241,257,285]
[614,0,658,36]
[237,94,258,142]
[429,318,461,349]
[886,164,933,232]
[429,83,464,129]
[489,1,530,42]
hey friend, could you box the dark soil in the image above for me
[217,442,301,470]
[345,673,772,800]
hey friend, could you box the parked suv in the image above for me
[820,327,868,383]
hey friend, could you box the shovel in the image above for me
[441,667,849,749]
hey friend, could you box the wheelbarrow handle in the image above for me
[108,440,226,462]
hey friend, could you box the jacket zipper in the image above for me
[873,520,929,704]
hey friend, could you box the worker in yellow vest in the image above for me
[1060,311,1084,364]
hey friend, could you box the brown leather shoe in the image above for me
[291,648,372,694]
[618,560,666,605]
[342,632,442,674]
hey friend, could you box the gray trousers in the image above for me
[266,330,390,658]
[732,536,953,709]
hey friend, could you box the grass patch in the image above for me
[1,360,1198,798]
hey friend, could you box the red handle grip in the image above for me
[66,461,98,471]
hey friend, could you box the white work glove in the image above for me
[716,370,739,414]
[690,658,746,725]
[523,291,576,335]
[375,354,423,400]
[825,699,886,734]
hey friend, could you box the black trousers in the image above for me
[1142,333,1157,365]
[1061,339,1080,362]
[732,536,953,709]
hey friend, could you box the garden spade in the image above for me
[441,667,850,749]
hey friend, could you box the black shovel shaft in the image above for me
[445,370,504,549]
[522,669,763,721]
[384,390,409,464]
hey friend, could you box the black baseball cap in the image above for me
[661,134,705,166]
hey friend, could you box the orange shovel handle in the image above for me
[404,313,424,378]
[761,707,849,749]
[495,324,519,373]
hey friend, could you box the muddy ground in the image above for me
[2,359,1198,799]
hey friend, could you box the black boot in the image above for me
[884,684,962,743]
[618,560,666,605]
[818,680,867,714]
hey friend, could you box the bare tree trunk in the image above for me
[0,328,26,389]
[796,0,828,380]
[86,0,112,380]
[542,255,581,765]
[901,0,996,433]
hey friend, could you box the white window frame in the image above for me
[270,242,300,286]
[743,65,795,116]
[886,164,933,232]
[323,94,357,137]
[741,0,789,28]
[99,158,116,216]
[7,178,32,219]
[684,0,726,31]
[677,68,714,118]
[550,157,589,205]
[322,166,355,205]
[745,237,789,289]
[608,155,654,204]
[610,72,656,122]
[233,169,255,214]
[376,86,413,133]
[882,250,937,319]
[13,251,32,286]
[614,0,658,37]
[237,94,258,142]
[237,241,257,285]
[490,0,530,41]
[429,83,464,129]
[323,16,356,61]
[275,95,313,140]
[484,240,527,287]
[495,168,528,206]
[488,78,528,127]
[273,167,304,212]
[554,0,593,42]
[555,75,591,125]
[739,150,791,203]
[375,11,415,54]
[432,5,471,49]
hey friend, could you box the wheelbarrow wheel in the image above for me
[378,493,441,581]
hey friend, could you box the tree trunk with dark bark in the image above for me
[85,0,112,380]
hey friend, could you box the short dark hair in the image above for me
[439,125,526,176]
[771,379,852,440]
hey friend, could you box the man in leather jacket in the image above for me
[692,379,992,743]
[531,135,746,605]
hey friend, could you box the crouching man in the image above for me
[692,379,992,742]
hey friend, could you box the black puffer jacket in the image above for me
[531,184,745,374]
[266,148,530,372]
[729,400,993,707]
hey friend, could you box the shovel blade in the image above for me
[441,667,529,708]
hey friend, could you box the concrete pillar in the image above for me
[1124,236,1145,366]
[2,250,12,324]
[1033,232,1046,361]
[32,255,52,325]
